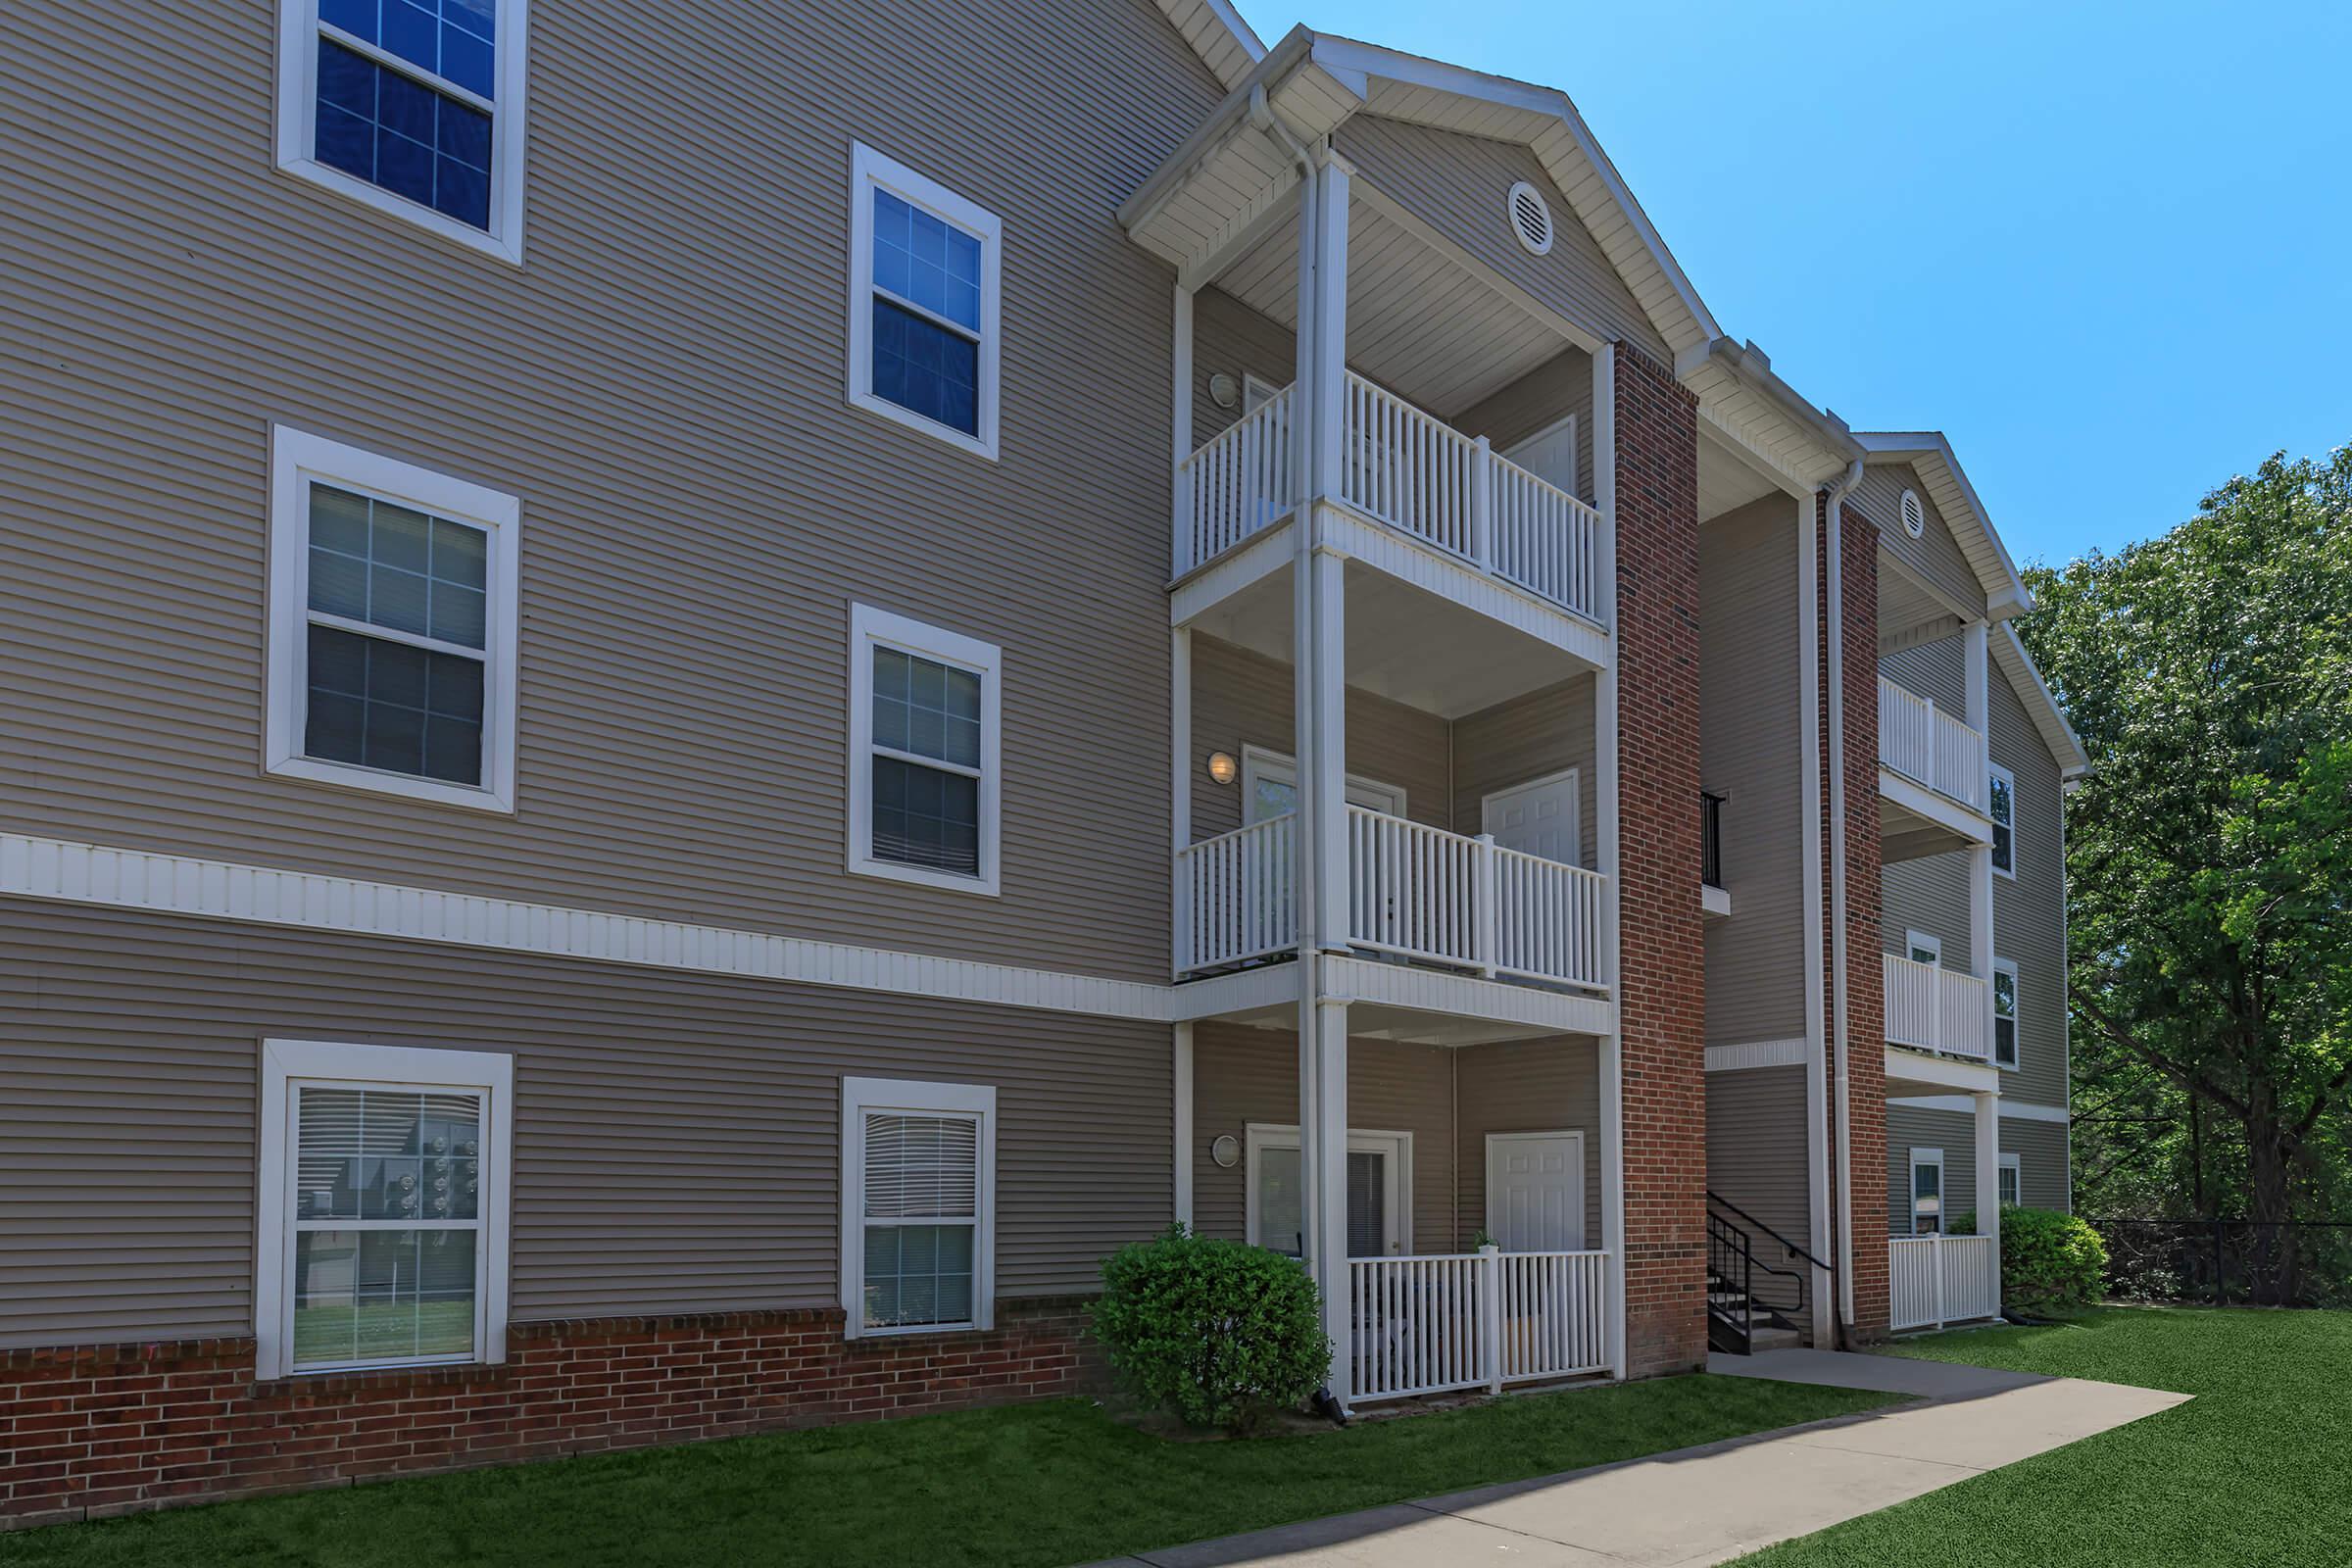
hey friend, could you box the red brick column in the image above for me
[1612,345,1708,1378]
[1820,496,1888,1342]
[0,1300,1100,1528]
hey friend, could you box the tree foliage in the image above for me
[2021,446,2352,1295]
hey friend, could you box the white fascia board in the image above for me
[1992,621,2090,779]
[1854,431,2034,619]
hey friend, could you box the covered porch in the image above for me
[1884,1051,2005,1333]
[1176,1014,1615,1403]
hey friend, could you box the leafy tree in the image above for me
[2022,446,2352,1300]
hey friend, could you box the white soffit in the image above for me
[1854,431,2033,621]
[1152,0,1266,89]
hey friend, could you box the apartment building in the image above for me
[0,0,2081,1524]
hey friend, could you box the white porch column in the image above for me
[1973,1087,2001,1269]
[1172,283,1194,574]
[1311,995,1351,1403]
[1964,618,1994,1057]
[1171,626,1192,975]
[1592,342,1626,1381]
[1173,1022,1194,1229]
[1309,551,1348,950]
[1304,155,1350,504]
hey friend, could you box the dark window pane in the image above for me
[382,0,442,75]
[304,625,486,787]
[375,125,437,208]
[871,758,980,876]
[440,26,494,99]
[321,0,380,43]
[318,104,376,181]
[871,298,978,435]
[376,69,437,144]
[437,97,491,172]
[870,646,981,768]
[312,40,496,232]
[433,157,489,228]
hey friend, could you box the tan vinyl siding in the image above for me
[1449,676,1598,869]
[1705,1066,1811,1251]
[1334,117,1670,366]
[1454,1037,1604,1251]
[1187,634,1453,841]
[1887,1105,2072,1228]
[1451,346,1596,508]
[1187,1023,1455,1252]
[0,0,1230,987]
[0,901,1173,1348]
[1699,497,1807,1044]
[1192,286,1298,452]
[1881,634,1966,713]
[1859,463,1984,619]
[1991,661,2070,1109]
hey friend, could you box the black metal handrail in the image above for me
[1701,792,1725,889]
[1707,1191,1831,1272]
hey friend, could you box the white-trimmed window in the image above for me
[268,427,521,812]
[847,143,1002,460]
[1909,1148,1944,1236]
[1240,745,1408,823]
[1906,930,1943,968]
[256,1038,513,1380]
[841,1077,996,1338]
[275,0,531,262]
[1992,958,2020,1069]
[1988,762,2017,878]
[847,605,1002,895]
[1998,1152,2024,1209]
[1243,1123,1409,1259]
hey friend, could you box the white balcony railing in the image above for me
[1173,814,1296,973]
[1171,375,1601,622]
[1173,808,1605,991]
[1351,1246,1607,1402]
[1888,1234,2000,1331]
[1175,386,1294,574]
[1345,807,1604,989]
[1884,953,1990,1061]
[1878,676,1986,811]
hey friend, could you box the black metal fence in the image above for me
[1700,792,1725,890]
[2088,1218,2352,1309]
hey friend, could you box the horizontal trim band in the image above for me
[1888,1095,2070,1124]
[1704,1038,1808,1073]
[0,833,1172,1021]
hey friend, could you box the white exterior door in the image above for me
[1503,416,1577,496]
[1483,770,1580,865]
[1487,1132,1584,1250]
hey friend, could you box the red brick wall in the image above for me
[1611,345,1708,1378]
[1818,495,1888,1344]
[0,1299,1098,1529]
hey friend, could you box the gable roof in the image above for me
[1853,431,2033,621]
[1126,22,1722,365]
[1992,622,2090,782]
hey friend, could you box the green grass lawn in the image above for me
[10,1375,1887,1568]
[1739,1305,2352,1567]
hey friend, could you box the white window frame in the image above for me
[273,0,532,264]
[1992,956,2021,1071]
[1243,1122,1412,1257]
[840,1076,997,1340]
[846,142,1003,462]
[1909,1147,1945,1236]
[1239,745,1407,821]
[1998,1152,2024,1209]
[1906,929,1943,967]
[255,1037,514,1381]
[267,427,521,812]
[1988,762,2018,880]
[846,604,1003,896]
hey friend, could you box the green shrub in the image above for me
[1949,1206,2108,1311]
[1090,1226,1330,1433]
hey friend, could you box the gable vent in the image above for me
[1506,181,1554,257]
[1900,488,1927,540]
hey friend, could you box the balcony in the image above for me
[1175,808,1606,992]
[1176,373,1602,624]
[1349,1247,1608,1401]
[1878,675,1990,860]
[1883,953,1989,1063]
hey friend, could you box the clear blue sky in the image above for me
[1229,0,2352,567]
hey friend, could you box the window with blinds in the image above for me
[843,1079,995,1337]
[289,1084,485,1371]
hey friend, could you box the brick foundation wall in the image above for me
[1819,495,1889,1344]
[1611,345,1709,1379]
[0,1298,1099,1529]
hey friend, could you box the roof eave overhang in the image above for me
[1854,430,2034,622]
[1680,336,1863,491]
[1992,621,2091,782]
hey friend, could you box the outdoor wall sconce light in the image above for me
[1207,371,1242,410]
[1210,1134,1241,1168]
[1205,751,1239,786]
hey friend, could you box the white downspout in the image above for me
[1823,458,1862,1336]
[1795,489,1832,1346]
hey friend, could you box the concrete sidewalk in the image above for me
[1083,1350,2188,1567]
